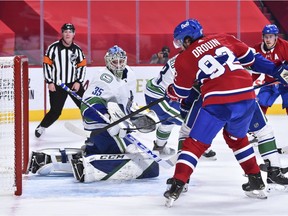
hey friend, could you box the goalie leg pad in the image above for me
[78,153,159,182]
[28,148,83,175]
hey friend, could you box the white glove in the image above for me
[107,121,130,138]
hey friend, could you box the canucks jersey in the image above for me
[82,66,136,130]
[145,54,178,99]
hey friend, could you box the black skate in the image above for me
[153,141,176,156]
[264,160,288,192]
[164,178,185,207]
[202,149,217,161]
[259,163,288,174]
[248,133,258,145]
[242,172,267,199]
[166,177,189,193]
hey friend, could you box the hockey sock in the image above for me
[174,137,209,183]
[223,129,260,175]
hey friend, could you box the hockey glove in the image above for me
[164,84,179,103]
[275,63,288,85]
[180,98,192,119]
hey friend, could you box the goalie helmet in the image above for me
[262,24,279,35]
[104,45,127,80]
[173,19,203,48]
[61,23,75,33]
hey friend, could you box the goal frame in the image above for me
[15,55,29,195]
[0,55,29,196]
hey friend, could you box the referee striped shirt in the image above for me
[43,39,86,84]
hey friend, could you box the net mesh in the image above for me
[0,57,16,195]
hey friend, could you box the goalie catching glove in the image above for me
[129,102,158,133]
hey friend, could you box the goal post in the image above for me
[0,55,29,196]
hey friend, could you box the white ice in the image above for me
[1,115,288,216]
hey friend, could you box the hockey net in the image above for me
[0,56,29,196]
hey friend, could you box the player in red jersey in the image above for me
[253,24,288,115]
[163,18,288,207]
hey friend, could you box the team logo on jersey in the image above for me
[100,73,113,83]
[70,53,78,64]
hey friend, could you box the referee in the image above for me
[35,23,86,138]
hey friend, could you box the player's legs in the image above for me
[145,94,182,154]
[35,85,69,137]
[249,102,288,185]
[249,103,279,165]
[179,91,216,159]
[173,107,226,183]
[69,82,85,108]
[257,85,279,114]
[153,123,176,155]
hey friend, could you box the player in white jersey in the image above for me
[144,54,216,159]
[28,45,159,182]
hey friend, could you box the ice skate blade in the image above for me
[166,183,189,193]
[267,184,288,193]
[201,156,217,161]
[245,190,267,199]
[165,197,175,208]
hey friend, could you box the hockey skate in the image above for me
[153,141,175,156]
[248,133,258,145]
[263,159,288,192]
[166,177,189,193]
[242,172,267,199]
[35,125,45,138]
[164,178,185,207]
[201,149,217,161]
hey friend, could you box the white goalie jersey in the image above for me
[82,66,136,130]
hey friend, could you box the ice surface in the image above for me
[1,116,288,216]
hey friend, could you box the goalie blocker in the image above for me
[28,148,159,181]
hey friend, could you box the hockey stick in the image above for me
[58,82,174,169]
[118,113,182,133]
[64,122,88,138]
[92,97,165,134]
[253,80,280,90]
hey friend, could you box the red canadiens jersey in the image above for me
[174,34,255,106]
[253,37,288,82]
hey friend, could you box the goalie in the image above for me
[29,45,160,182]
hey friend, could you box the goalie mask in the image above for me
[104,45,127,80]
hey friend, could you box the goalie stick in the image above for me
[58,82,175,169]
[64,121,177,169]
